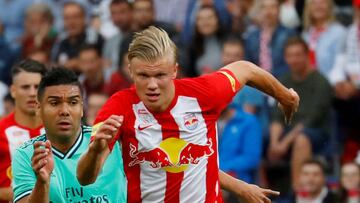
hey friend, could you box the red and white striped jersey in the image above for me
[0,112,44,203]
[94,70,241,203]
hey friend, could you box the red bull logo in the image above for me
[183,113,199,130]
[129,138,214,173]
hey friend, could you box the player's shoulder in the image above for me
[81,125,92,138]
[0,112,15,130]
[18,134,47,151]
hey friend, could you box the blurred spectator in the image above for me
[53,2,104,72]
[267,37,332,189]
[105,52,132,96]
[219,105,262,183]
[21,3,57,59]
[226,0,255,35]
[0,82,8,117]
[294,159,338,203]
[0,22,16,85]
[103,0,133,79]
[132,0,177,37]
[222,35,267,131]
[181,0,231,43]
[339,162,360,203]
[218,106,262,203]
[86,92,109,125]
[329,0,360,163]
[28,49,51,68]
[244,0,295,78]
[187,5,225,76]
[153,0,190,31]
[0,0,33,51]
[280,0,301,29]
[78,44,106,97]
[1,94,14,119]
[0,59,46,203]
[302,0,347,79]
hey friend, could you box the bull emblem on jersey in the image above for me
[183,113,199,130]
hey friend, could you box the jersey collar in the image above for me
[51,127,84,159]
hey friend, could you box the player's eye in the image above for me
[70,100,78,105]
[49,101,58,106]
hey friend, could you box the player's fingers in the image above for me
[33,147,49,155]
[94,133,113,141]
[32,158,48,171]
[263,189,280,196]
[32,152,48,165]
[262,196,271,203]
[108,115,124,123]
[33,141,46,149]
[104,117,122,129]
[98,124,119,135]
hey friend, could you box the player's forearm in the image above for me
[77,144,109,185]
[224,61,293,106]
[0,187,13,200]
[26,180,50,203]
[219,170,248,196]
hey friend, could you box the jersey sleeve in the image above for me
[12,148,36,202]
[182,69,242,115]
[91,91,128,151]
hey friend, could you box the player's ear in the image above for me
[172,63,178,79]
[10,84,16,99]
[128,64,134,80]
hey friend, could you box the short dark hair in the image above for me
[37,67,82,100]
[11,59,47,81]
[285,36,309,53]
[302,159,327,174]
[79,44,102,57]
[110,0,132,8]
[63,2,86,16]
[223,35,244,49]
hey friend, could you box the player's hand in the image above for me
[237,183,280,203]
[32,140,54,184]
[90,115,123,153]
[278,88,299,125]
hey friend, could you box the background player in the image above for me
[11,67,126,202]
[0,59,46,202]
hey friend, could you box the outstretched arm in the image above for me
[223,61,299,124]
[77,115,123,186]
[219,170,279,203]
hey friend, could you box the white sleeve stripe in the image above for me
[14,190,32,203]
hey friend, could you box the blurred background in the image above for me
[0,0,359,202]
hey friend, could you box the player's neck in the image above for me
[14,109,42,129]
[50,127,81,153]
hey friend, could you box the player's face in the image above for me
[129,56,177,112]
[299,164,325,195]
[11,72,42,116]
[39,85,83,141]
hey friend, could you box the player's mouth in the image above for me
[57,121,72,130]
[27,100,37,107]
[146,93,160,102]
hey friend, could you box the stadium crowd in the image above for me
[0,0,359,202]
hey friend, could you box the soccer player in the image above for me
[12,68,127,202]
[77,26,299,203]
[0,60,46,203]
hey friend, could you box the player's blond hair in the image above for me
[128,26,177,64]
